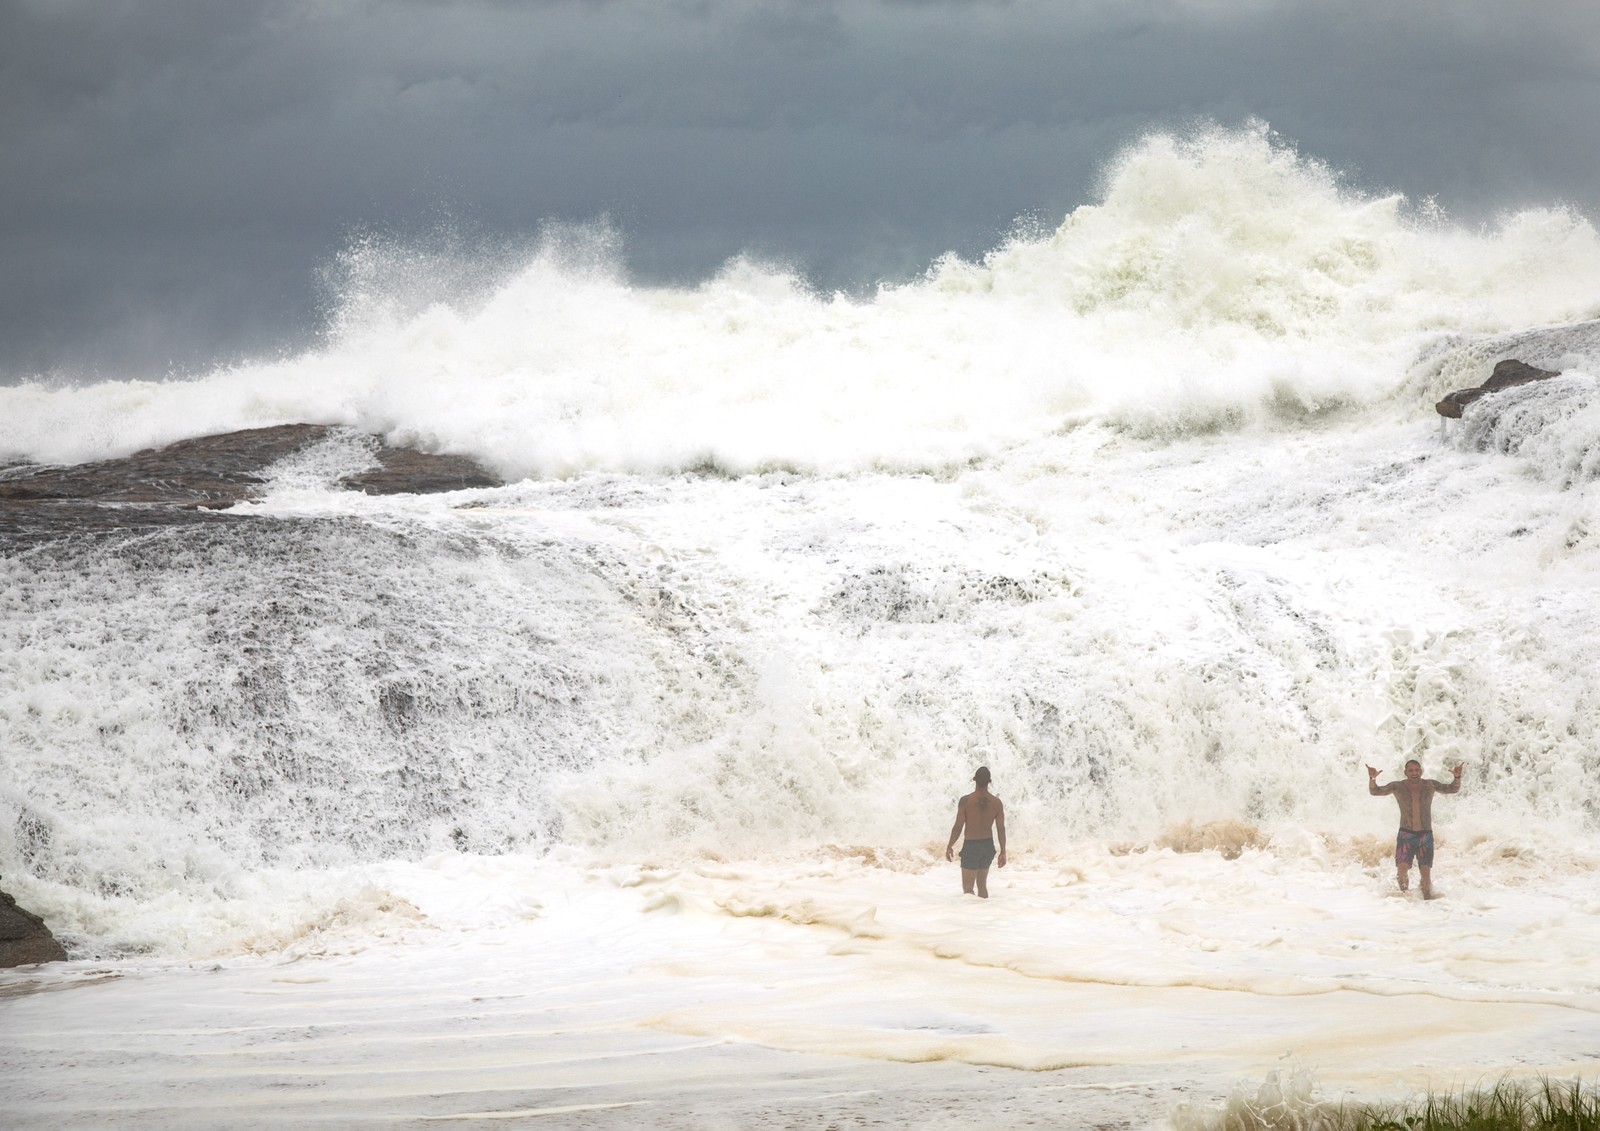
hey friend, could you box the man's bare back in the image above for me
[953,790,1003,840]
[945,767,1007,898]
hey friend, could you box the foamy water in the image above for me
[7,124,1600,476]
[3,126,1600,1125]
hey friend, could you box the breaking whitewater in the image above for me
[3,126,1599,1127]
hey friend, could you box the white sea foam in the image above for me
[2,848,1596,1126]
[4,410,1598,957]
[5,124,1600,477]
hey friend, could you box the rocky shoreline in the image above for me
[0,424,505,963]
[0,423,503,545]
[1435,358,1563,418]
[0,888,67,968]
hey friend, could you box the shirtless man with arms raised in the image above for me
[945,766,1007,898]
[1367,758,1463,899]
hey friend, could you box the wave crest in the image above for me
[7,124,1600,476]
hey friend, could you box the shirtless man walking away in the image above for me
[945,766,1007,898]
[1367,758,1463,899]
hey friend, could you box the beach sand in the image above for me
[4,846,1597,1128]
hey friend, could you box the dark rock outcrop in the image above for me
[1,424,335,508]
[0,887,67,967]
[341,443,504,496]
[1436,359,1563,418]
[0,424,503,543]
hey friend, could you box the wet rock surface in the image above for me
[0,424,502,544]
[1436,359,1563,418]
[0,887,67,967]
[341,444,505,496]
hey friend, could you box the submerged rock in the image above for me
[1436,359,1563,418]
[0,887,67,967]
[0,424,503,543]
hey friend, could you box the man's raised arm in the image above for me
[1437,764,1465,794]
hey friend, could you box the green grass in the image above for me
[1173,1072,1600,1131]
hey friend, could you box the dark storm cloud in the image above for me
[3,0,1598,378]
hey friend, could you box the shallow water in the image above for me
[4,843,1597,1127]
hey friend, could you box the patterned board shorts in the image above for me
[960,838,997,870]
[1395,828,1434,868]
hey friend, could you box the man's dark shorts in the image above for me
[959,837,996,870]
[1395,828,1434,868]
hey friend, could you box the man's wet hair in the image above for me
[1405,759,1421,769]
[974,766,991,785]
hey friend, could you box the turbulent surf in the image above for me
[3,124,1599,962]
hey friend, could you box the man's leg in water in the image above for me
[1396,862,1409,892]
[975,867,991,899]
[1420,865,1434,899]
[961,868,976,895]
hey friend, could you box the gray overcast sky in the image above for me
[3,0,1599,380]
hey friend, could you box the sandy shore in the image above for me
[4,848,1598,1128]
